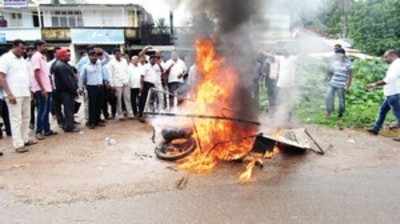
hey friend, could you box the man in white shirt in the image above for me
[163,51,187,108]
[109,48,133,120]
[275,52,298,122]
[0,40,36,153]
[138,55,157,122]
[128,56,142,117]
[367,49,400,136]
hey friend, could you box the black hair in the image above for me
[113,48,121,54]
[87,45,96,52]
[88,49,97,56]
[34,40,46,49]
[335,48,346,55]
[12,39,25,48]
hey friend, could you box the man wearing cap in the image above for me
[326,48,353,118]
[51,48,80,133]
[0,39,36,153]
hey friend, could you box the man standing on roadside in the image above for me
[80,49,107,129]
[367,50,400,140]
[0,40,37,153]
[128,56,142,117]
[138,55,157,122]
[109,48,132,120]
[163,51,187,109]
[52,48,80,133]
[31,40,57,140]
[326,48,353,118]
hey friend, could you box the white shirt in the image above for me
[109,58,129,87]
[277,56,297,88]
[0,51,31,97]
[163,59,187,83]
[142,63,158,85]
[152,63,163,89]
[128,63,143,89]
[383,58,400,96]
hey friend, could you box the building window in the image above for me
[50,10,83,27]
[9,13,23,27]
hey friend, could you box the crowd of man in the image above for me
[1,38,399,155]
[0,39,190,154]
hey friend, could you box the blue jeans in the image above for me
[326,86,346,115]
[372,94,400,132]
[34,92,52,134]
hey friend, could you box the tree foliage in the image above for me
[307,0,400,55]
[349,0,400,55]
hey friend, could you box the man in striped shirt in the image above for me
[325,48,353,118]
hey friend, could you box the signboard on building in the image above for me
[42,28,71,42]
[71,29,125,45]
[4,0,28,8]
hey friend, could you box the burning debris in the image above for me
[152,38,319,183]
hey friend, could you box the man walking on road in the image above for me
[0,40,37,153]
[367,50,400,139]
[52,48,80,133]
[31,40,57,140]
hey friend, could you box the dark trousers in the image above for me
[98,86,107,120]
[168,82,182,108]
[60,92,75,132]
[131,88,140,116]
[30,98,35,128]
[86,86,101,126]
[0,99,11,136]
[34,92,52,134]
[373,94,400,132]
[52,91,64,126]
[326,86,346,116]
[105,87,117,119]
[139,82,155,117]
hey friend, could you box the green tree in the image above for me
[349,0,400,55]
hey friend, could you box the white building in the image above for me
[0,1,172,61]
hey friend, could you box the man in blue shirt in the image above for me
[80,50,107,129]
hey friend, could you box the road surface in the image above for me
[0,119,399,224]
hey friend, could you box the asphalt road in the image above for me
[0,120,399,224]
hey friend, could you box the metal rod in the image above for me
[304,129,325,155]
[143,112,261,126]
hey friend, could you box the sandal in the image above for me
[24,140,38,146]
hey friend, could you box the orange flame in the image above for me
[178,38,258,177]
